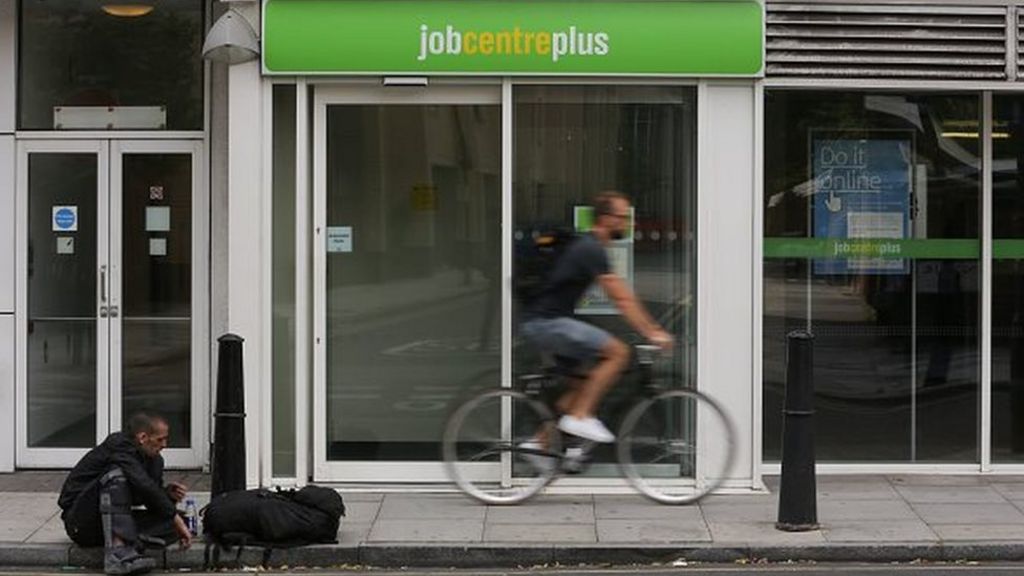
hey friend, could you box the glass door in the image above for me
[313,85,502,481]
[17,140,205,468]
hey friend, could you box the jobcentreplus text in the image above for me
[418,24,610,62]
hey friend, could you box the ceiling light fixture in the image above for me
[101,3,154,17]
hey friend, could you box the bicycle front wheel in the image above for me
[617,389,736,505]
[442,389,562,505]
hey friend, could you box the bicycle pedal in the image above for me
[560,446,590,474]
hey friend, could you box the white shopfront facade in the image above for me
[241,0,766,490]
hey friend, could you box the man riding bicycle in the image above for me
[520,190,673,444]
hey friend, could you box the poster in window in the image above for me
[812,132,913,275]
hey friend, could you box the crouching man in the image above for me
[58,412,192,575]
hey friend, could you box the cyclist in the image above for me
[520,190,673,444]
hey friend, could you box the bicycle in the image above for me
[442,343,737,505]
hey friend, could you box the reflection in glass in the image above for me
[763,92,980,462]
[992,96,1024,462]
[272,85,297,476]
[325,103,502,461]
[121,154,192,448]
[18,0,203,130]
[28,154,98,447]
[513,86,697,476]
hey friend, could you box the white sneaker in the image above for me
[517,440,556,474]
[558,415,615,443]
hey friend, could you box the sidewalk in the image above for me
[3,472,1024,570]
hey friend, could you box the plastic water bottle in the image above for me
[184,498,198,536]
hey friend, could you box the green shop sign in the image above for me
[263,0,764,76]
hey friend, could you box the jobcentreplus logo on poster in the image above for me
[418,24,610,62]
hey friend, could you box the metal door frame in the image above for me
[311,83,503,482]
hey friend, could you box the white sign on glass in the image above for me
[146,206,171,232]
[327,226,353,253]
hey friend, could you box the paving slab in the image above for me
[816,479,903,501]
[367,519,484,542]
[377,494,486,520]
[341,500,382,524]
[594,497,705,521]
[822,520,937,543]
[596,519,711,543]
[484,523,596,543]
[930,524,1024,541]
[912,503,1024,525]
[895,485,1007,504]
[699,501,777,523]
[705,521,827,545]
[991,482,1024,500]
[486,501,594,524]
[888,475,993,487]
[818,499,920,521]
[23,513,65,544]
[338,522,372,544]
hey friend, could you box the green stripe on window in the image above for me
[764,238,980,260]
[994,240,1024,259]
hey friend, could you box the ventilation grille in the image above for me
[1018,7,1024,79]
[767,4,1009,80]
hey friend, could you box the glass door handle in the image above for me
[100,265,108,304]
[100,306,109,318]
[109,306,119,318]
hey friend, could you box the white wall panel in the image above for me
[698,83,758,487]
[0,136,11,313]
[0,315,12,472]
[0,0,14,132]
[226,4,264,488]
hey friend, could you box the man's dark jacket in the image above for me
[58,431,176,520]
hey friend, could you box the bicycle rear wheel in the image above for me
[442,389,562,505]
[617,389,736,505]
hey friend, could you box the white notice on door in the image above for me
[146,206,171,232]
[149,237,167,256]
[56,236,74,255]
[327,226,353,253]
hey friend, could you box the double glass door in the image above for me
[16,140,205,468]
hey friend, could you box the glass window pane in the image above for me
[992,96,1024,462]
[28,154,98,447]
[120,153,192,448]
[325,102,502,462]
[18,0,204,130]
[763,91,980,463]
[272,85,297,476]
[513,85,697,477]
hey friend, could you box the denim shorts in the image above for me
[520,317,612,368]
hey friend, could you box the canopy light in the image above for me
[202,10,260,64]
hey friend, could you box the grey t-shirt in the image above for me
[529,233,610,319]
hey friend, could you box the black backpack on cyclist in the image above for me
[513,224,577,306]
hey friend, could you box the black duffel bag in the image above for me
[202,485,346,549]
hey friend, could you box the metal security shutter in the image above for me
[767,4,1009,80]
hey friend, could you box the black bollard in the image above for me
[776,330,818,531]
[211,333,246,498]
